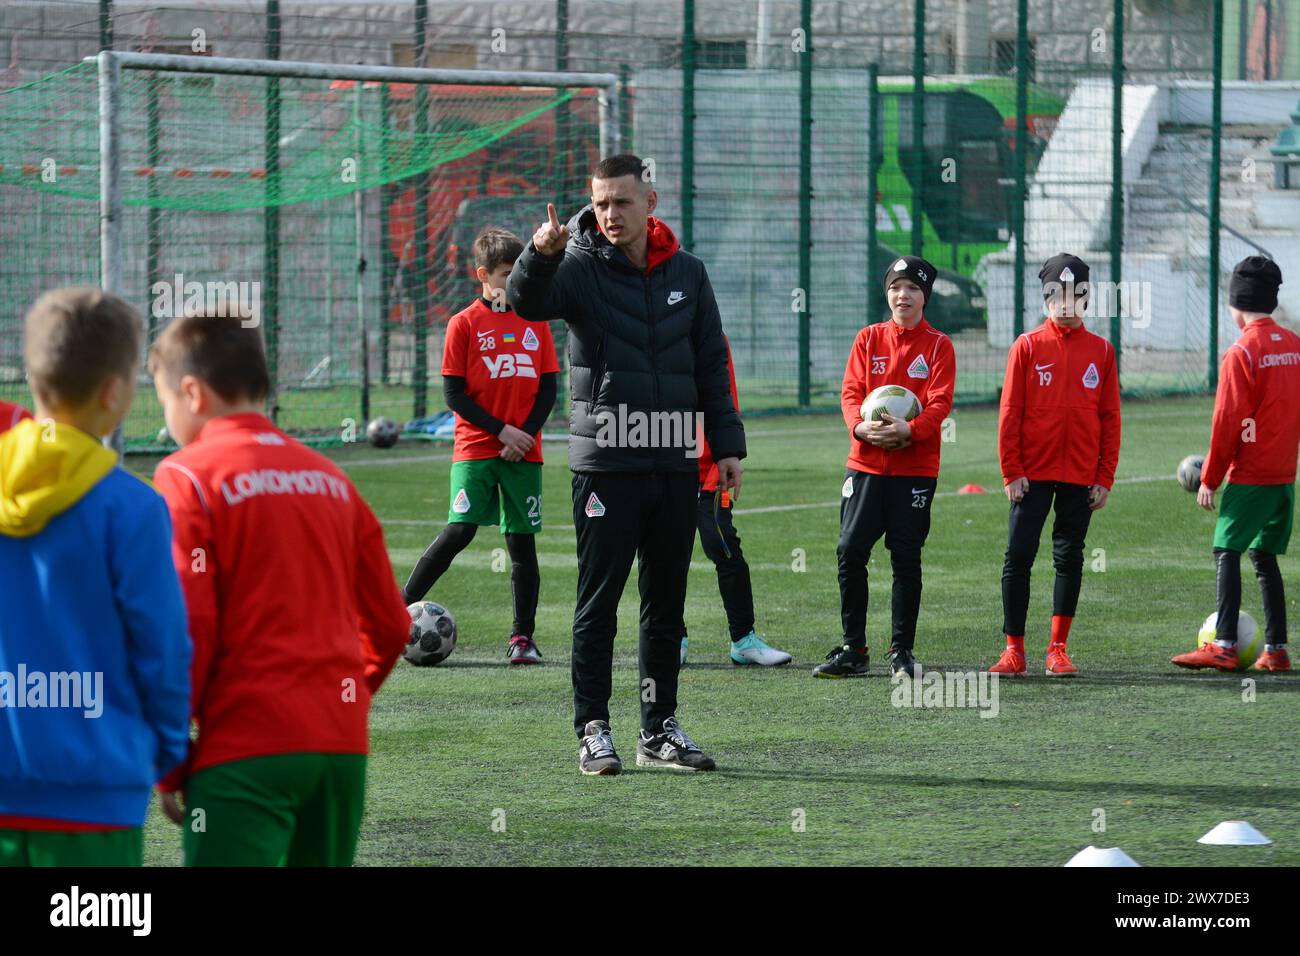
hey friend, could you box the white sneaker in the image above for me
[730,632,792,667]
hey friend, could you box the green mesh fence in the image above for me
[3,0,1286,449]
[0,58,594,449]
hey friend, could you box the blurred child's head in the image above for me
[24,287,142,437]
[147,313,270,446]
[473,227,524,302]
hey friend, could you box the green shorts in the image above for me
[1214,482,1295,554]
[448,458,543,534]
[181,753,366,867]
[0,827,143,867]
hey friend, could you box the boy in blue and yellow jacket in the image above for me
[0,287,191,866]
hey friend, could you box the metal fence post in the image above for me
[1209,0,1224,388]
[98,50,123,455]
[413,0,430,418]
[798,0,812,406]
[681,0,695,253]
[1013,0,1028,338]
[1109,0,1124,372]
[867,62,881,326]
[911,0,925,257]
[265,0,282,421]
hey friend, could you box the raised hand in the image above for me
[532,203,570,257]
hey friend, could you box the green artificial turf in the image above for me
[134,393,1300,866]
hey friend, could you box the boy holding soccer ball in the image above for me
[818,256,955,678]
[990,254,1120,677]
[1173,257,1298,673]
[150,313,411,866]
[403,228,559,664]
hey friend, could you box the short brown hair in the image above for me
[592,153,650,184]
[25,287,143,409]
[473,227,524,272]
[147,313,271,403]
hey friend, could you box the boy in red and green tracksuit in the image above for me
[991,254,1121,677]
[1,289,191,867]
[149,313,410,866]
[818,255,956,678]
[403,228,559,665]
[680,335,791,667]
[1174,256,1298,673]
[0,400,31,432]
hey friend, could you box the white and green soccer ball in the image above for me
[405,601,457,666]
[861,384,922,423]
[1197,610,1260,669]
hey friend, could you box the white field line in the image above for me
[379,474,1169,527]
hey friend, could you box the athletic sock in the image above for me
[1050,615,1072,648]
[1006,635,1024,654]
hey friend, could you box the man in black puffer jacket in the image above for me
[507,154,745,776]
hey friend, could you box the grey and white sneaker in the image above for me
[579,720,622,776]
[635,717,717,772]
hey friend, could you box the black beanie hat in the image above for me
[883,255,937,303]
[1229,256,1282,314]
[1039,253,1090,302]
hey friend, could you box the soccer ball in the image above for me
[367,417,400,448]
[861,384,922,423]
[1176,454,1204,493]
[405,601,457,666]
[1197,610,1260,669]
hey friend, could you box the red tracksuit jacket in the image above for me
[1202,316,1300,490]
[998,319,1121,489]
[840,317,956,478]
[153,413,410,785]
[0,401,31,432]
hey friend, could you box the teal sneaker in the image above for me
[730,631,793,667]
[680,635,689,666]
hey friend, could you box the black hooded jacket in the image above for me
[506,205,746,474]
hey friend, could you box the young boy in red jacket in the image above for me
[991,254,1121,676]
[1174,257,1297,673]
[680,335,791,667]
[819,256,956,678]
[149,313,411,866]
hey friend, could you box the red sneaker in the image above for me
[989,647,1026,675]
[1045,643,1078,676]
[1253,647,1291,672]
[1172,642,1239,671]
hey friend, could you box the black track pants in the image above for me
[570,471,698,738]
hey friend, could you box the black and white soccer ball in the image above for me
[366,417,400,449]
[1176,454,1204,493]
[405,601,457,666]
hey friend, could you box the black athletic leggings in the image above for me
[1215,547,1287,646]
[403,523,541,638]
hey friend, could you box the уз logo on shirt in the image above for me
[907,354,929,378]
[482,352,537,379]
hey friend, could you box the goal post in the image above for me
[3,51,618,452]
